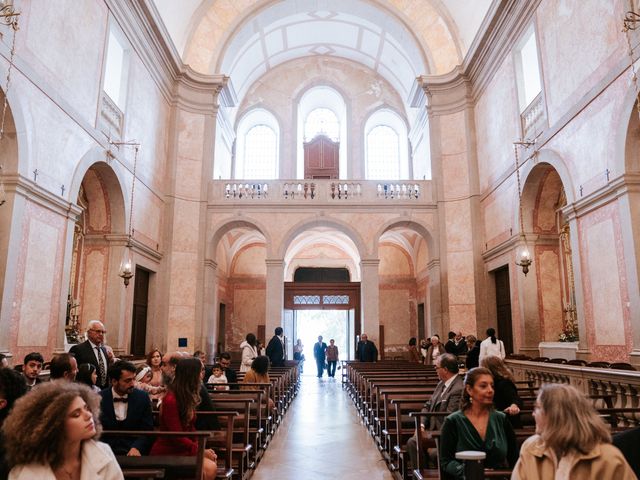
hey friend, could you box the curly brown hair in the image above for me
[170,357,202,428]
[2,381,102,470]
[146,348,163,368]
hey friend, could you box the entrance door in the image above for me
[494,266,513,354]
[131,267,150,356]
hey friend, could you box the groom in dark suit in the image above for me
[69,319,110,389]
[100,360,154,456]
[313,336,327,378]
[406,353,464,470]
[266,327,286,367]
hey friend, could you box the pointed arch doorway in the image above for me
[283,278,360,367]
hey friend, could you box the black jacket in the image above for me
[99,387,154,455]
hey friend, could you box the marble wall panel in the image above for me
[379,288,411,345]
[167,304,195,352]
[483,184,516,250]
[444,201,473,252]
[379,244,411,276]
[168,252,198,308]
[81,248,108,322]
[536,0,627,126]
[233,288,266,346]
[169,200,200,255]
[449,304,477,337]
[447,250,476,306]
[177,112,206,164]
[535,247,563,341]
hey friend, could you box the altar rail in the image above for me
[507,360,640,417]
[208,179,433,204]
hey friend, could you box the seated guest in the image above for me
[465,335,480,369]
[440,367,518,479]
[146,349,163,387]
[513,383,635,479]
[49,353,78,381]
[242,356,275,411]
[21,352,43,391]
[77,363,101,393]
[481,355,522,428]
[150,357,217,480]
[207,364,228,390]
[444,331,457,355]
[3,381,123,479]
[134,365,165,400]
[407,353,464,470]
[100,361,154,457]
[424,335,444,365]
[0,368,27,479]
[219,352,238,390]
[408,337,422,363]
[614,426,640,478]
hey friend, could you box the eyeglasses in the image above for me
[90,329,107,334]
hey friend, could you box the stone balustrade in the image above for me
[210,179,433,204]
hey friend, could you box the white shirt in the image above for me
[112,387,128,421]
[479,337,505,363]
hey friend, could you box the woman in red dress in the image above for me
[150,357,217,479]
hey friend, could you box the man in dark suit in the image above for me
[100,360,154,456]
[266,327,286,368]
[406,353,464,470]
[313,336,327,378]
[219,352,238,389]
[69,319,109,389]
[356,333,378,362]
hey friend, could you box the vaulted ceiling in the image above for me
[153,0,494,106]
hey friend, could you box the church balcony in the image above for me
[209,179,434,205]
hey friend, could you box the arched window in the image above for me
[305,108,340,141]
[365,109,410,180]
[367,126,400,180]
[235,109,279,179]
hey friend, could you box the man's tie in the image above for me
[113,397,128,403]
[96,346,106,385]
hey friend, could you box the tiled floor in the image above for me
[251,373,394,479]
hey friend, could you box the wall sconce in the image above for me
[513,140,535,276]
[118,248,134,287]
[515,236,532,276]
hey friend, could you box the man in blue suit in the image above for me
[100,360,154,456]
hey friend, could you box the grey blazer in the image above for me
[421,374,464,430]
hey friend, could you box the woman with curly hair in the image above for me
[150,357,217,480]
[3,380,123,479]
[439,367,518,479]
[145,348,164,387]
[513,383,635,479]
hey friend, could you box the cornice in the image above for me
[415,67,473,115]
[563,173,640,221]
[4,174,82,219]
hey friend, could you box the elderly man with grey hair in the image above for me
[69,319,110,389]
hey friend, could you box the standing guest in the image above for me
[49,353,79,382]
[408,337,422,363]
[266,327,286,368]
[145,349,164,387]
[445,331,457,355]
[479,327,505,363]
[77,363,101,393]
[100,361,154,457]
[242,356,275,411]
[256,340,266,357]
[481,355,522,428]
[69,320,110,389]
[239,333,259,373]
[206,364,229,390]
[0,368,28,479]
[313,336,327,378]
[218,353,238,389]
[134,365,165,399]
[3,381,123,479]
[454,332,468,356]
[513,383,635,479]
[356,334,378,362]
[420,339,429,361]
[150,358,217,480]
[21,352,43,391]
[326,339,339,378]
[465,335,480,369]
[439,367,518,479]
[424,335,444,365]
[293,339,305,373]
[406,353,464,471]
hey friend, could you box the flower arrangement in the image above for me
[558,314,579,342]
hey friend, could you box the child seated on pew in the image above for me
[206,363,229,390]
[135,365,165,400]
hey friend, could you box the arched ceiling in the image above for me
[153,0,493,105]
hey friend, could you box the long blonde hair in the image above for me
[537,383,610,456]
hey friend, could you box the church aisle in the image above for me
[251,374,394,480]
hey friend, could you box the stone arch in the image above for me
[208,217,272,260]
[618,85,640,174]
[374,218,438,260]
[277,217,367,260]
[0,79,30,177]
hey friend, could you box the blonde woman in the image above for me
[3,381,123,479]
[512,383,635,479]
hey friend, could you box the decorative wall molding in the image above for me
[4,174,82,220]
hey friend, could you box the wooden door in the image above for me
[494,266,514,354]
[131,267,149,356]
[304,134,339,179]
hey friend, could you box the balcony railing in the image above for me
[520,92,546,139]
[209,179,433,204]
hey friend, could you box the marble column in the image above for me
[360,258,380,341]
[265,259,285,336]
[202,259,219,362]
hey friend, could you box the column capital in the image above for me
[265,258,285,268]
[204,259,218,270]
[360,258,380,268]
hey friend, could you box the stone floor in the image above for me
[251,373,394,479]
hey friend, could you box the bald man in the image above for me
[69,320,109,389]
